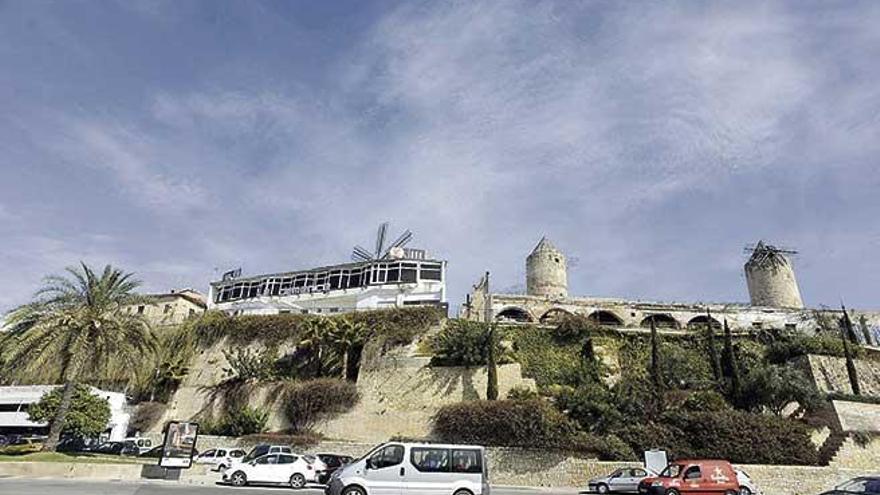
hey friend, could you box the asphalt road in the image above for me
[0,478,580,495]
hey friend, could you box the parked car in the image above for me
[56,437,102,453]
[820,477,880,494]
[638,460,739,495]
[123,437,154,455]
[240,444,294,464]
[93,441,126,455]
[222,453,318,488]
[326,442,489,495]
[735,468,761,495]
[306,453,354,485]
[195,447,247,471]
[588,467,653,493]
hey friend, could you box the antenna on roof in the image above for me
[352,222,415,262]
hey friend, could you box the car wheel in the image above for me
[343,486,366,495]
[453,490,474,495]
[666,490,680,495]
[740,489,752,495]
[596,484,610,494]
[289,473,307,489]
[230,471,248,487]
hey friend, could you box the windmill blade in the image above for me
[387,230,413,252]
[352,246,374,262]
[374,222,389,258]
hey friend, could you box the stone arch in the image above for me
[495,306,534,323]
[639,314,681,329]
[539,307,572,324]
[588,310,624,327]
[686,315,722,330]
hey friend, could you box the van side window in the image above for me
[369,445,405,469]
[452,449,482,474]
[411,447,450,472]
[684,466,702,480]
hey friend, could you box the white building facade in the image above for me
[0,385,130,441]
[208,254,447,316]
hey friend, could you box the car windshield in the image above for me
[660,465,683,478]
[837,478,880,494]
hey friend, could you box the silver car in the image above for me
[587,467,652,494]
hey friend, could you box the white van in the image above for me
[325,442,489,495]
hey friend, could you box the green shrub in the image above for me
[430,320,507,366]
[28,385,111,439]
[549,384,621,434]
[508,325,593,387]
[506,386,539,400]
[660,409,819,465]
[284,379,359,433]
[681,390,731,413]
[190,307,443,348]
[765,334,861,364]
[433,399,579,449]
[222,347,280,382]
[617,336,714,391]
[740,364,821,414]
[202,406,270,436]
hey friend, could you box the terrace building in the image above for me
[208,248,447,316]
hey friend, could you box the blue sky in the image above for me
[2,1,879,313]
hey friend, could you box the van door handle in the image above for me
[400,467,405,476]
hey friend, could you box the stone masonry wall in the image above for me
[805,355,880,396]
[832,400,880,432]
[152,337,536,442]
[317,356,536,442]
[829,436,880,470]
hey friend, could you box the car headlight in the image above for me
[652,481,664,487]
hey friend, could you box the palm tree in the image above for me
[328,317,367,381]
[1,263,155,451]
[298,317,335,378]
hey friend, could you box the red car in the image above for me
[638,460,739,495]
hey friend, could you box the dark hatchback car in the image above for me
[311,453,354,484]
[821,477,880,495]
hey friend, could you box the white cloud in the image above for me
[54,118,211,212]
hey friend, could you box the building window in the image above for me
[188,308,196,316]
[785,323,797,332]
[137,305,145,314]
[752,322,763,329]
[163,304,172,314]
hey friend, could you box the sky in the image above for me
[1,0,879,314]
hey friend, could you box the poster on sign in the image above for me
[159,421,199,469]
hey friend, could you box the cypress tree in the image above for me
[486,324,499,400]
[840,306,861,396]
[705,310,723,389]
[650,318,664,412]
[722,319,742,403]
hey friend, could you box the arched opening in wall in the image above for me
[588,310,624,327]
[639,314,680,329]
[539,308,572,324]
[686,315,722,331]
[495,307,533,323]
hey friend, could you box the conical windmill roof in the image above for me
[529,236,561,256]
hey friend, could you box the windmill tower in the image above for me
[526,237,568,298]
[744,241,804,308]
